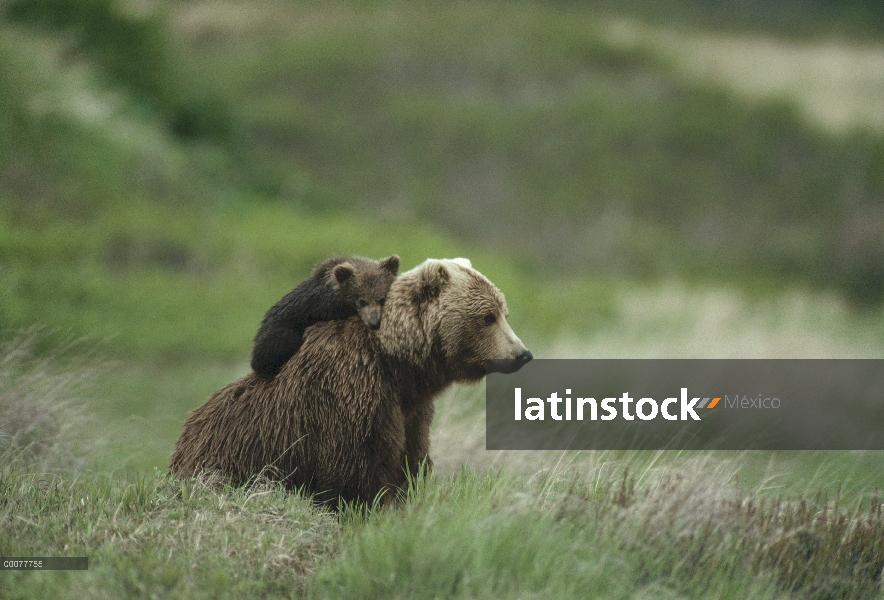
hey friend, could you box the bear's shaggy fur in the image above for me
[168,258,532,506]
[250,255,399,378]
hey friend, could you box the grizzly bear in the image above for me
[168,258,532,507]
[250,255,400,378]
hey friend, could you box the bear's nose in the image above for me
[485,350,533,374]
[515,350,533,364]
[368,319,380,330]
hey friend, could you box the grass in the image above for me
[3,296,884,598]
[0,333,99,474]
[3,460,883,599]
[0,195,620,361]
[313,465,884,599]
[0,471,339,599]
[2,1,884,597]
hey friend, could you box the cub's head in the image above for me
[332,255,400,330]
[388,258,532,382]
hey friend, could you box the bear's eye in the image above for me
[484,313,496,326]
[358,299,368,307]
[379,298,386,306]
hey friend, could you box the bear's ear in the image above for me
[380,254,400,276]
[419,262,449,301]
[333,263,355,285]
[450,257,472,269]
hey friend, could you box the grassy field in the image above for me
[4,284,884,598]
[3,0,884,598]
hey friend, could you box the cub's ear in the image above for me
[332,263,355,285]
[379,254,400,276]
[419,262,449,300]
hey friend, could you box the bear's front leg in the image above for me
[403,401,434,478]
[351,401,409,506]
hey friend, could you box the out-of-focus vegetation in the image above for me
[163,1,884,304]
[584,0,884,38]
[0,332,97,473]
[2,1,884,366]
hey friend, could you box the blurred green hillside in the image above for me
[2,0,884,360]
[581,0,884,38]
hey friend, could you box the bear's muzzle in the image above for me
[486,350,533,374]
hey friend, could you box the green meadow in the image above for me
[2,1,884,597]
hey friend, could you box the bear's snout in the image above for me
[516,349,533,363]
[486,349,532,374]
[360,306,382,330]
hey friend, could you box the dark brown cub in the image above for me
[250,254,399,378]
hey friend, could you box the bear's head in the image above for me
[331,255,400,330]
[381,258,532,382]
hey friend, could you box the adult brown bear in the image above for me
[168,258,532,506]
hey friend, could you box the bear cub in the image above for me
[250,254,400,378]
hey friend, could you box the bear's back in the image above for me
[170,316,408,505]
